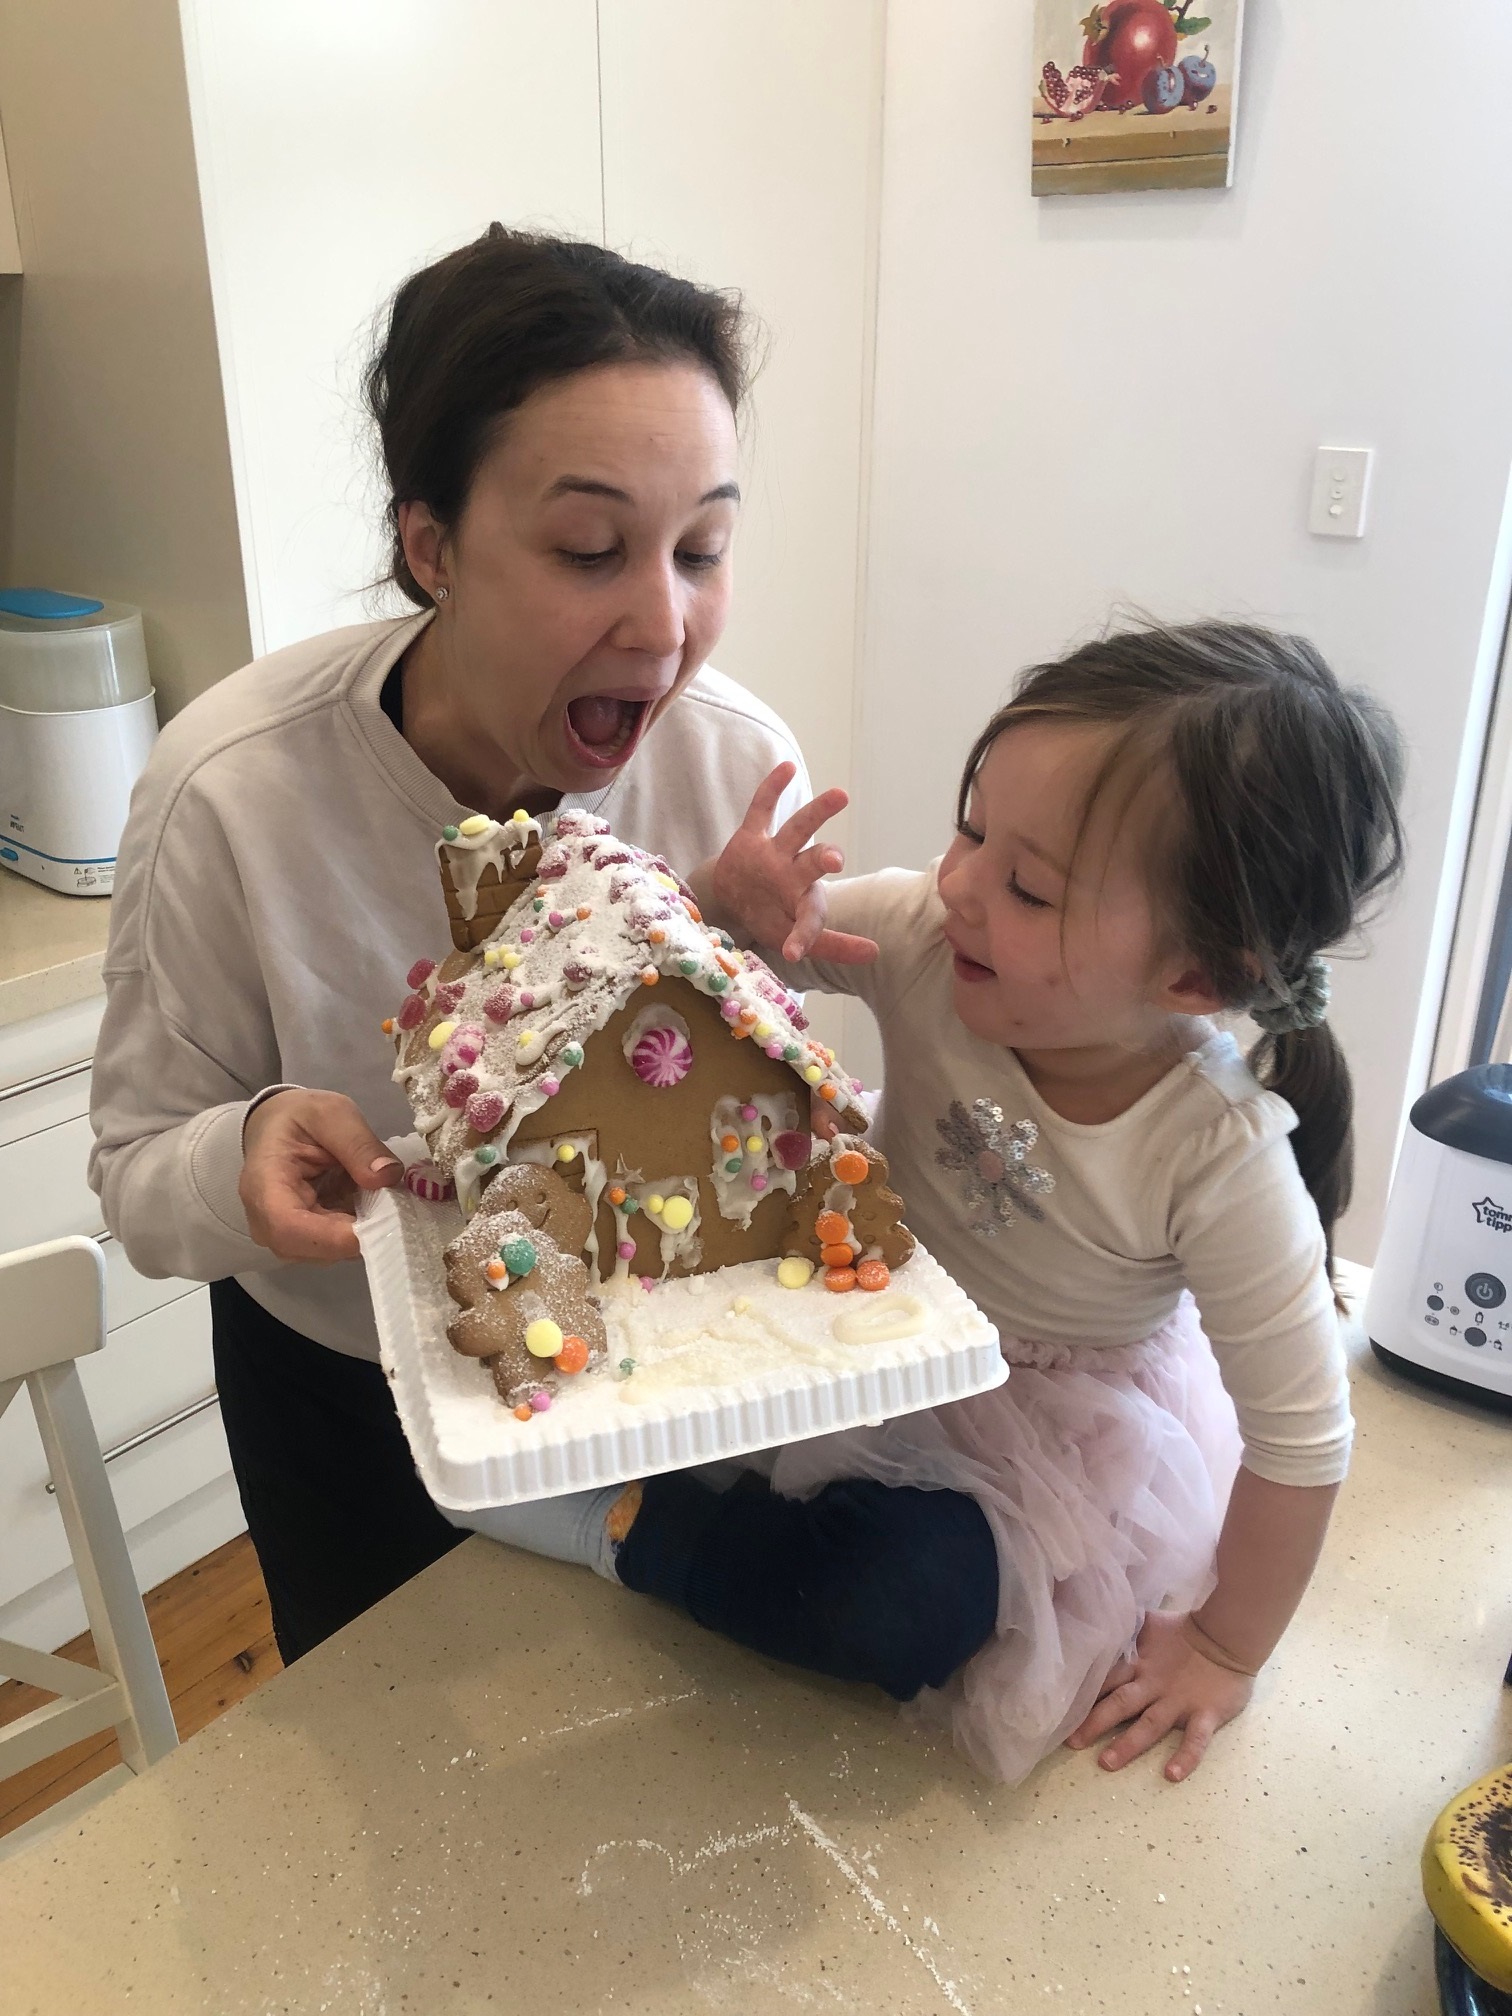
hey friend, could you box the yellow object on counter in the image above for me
[1423,1760,1512,1992]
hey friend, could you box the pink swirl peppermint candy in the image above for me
[631,1021,694,1089]
[404,1161,454,1202]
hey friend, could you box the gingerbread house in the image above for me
[387,808,877,1291]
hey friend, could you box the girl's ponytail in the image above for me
[1251,1023,1354,1265]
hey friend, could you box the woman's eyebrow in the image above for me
[542,476,742,506]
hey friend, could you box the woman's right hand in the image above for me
[240,1089,404,1264]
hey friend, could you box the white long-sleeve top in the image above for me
[88,611,810,1360]
[778,866,1353,1488]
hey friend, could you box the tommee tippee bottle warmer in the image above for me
[1366,1064,1512,1412]
[0,588,159,897]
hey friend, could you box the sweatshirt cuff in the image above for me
[189,1099,261,1245]
[242,1082,303,1141]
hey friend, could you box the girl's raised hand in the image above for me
[711,763,879,966]
[1065,1608,1254,1783]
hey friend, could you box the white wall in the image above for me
[859,0,1512,1257]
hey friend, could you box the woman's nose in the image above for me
[613,558,685,659]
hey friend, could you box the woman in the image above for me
[90,227,996,1694]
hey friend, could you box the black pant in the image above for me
[212,1277,999,1694]
[211,1277,465,1663]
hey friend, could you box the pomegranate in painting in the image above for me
[1080,1,1179,110]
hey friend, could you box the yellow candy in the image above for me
[525,1318,564,1359]
[556,1143,577,1164]
[511,808,531,824]
[502,950,522,970]
[755,1022,774,1040]
[745,1135,764,1155]
[483,946,503,968]
[777,1256,815,1290]
[429,1020,458,1050]
[458,814,491,837]
[646,1193,666,1216]
[803,1064,823,1085]
[654,872,678,890]
[661,1195,694,1232]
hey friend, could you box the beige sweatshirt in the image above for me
[775,867,1353,1488]
[88,612,811,1360]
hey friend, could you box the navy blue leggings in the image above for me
[616,1468,999,1702]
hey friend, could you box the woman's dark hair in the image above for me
[956,621,1406,1267]
[364,224,751,606]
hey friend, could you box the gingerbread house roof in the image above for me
[390,808,868,1202]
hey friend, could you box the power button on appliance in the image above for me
[1465,1272,1506,1309]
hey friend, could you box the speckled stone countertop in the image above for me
[0,868,110,1027]
[4,1312,1510,2014]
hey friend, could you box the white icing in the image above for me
[440,813,543,919]
[511,1133,609,1281]
[634,1176,702,1277]
[708,1092,801,1227]
[831,1293,927,1346]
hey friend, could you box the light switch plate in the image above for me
[1309,447,1372,538]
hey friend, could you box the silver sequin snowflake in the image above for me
[934,1098,1055,1236]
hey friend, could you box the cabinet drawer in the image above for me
[0,1058,91,1150]
[0,1113,103,1252]
[0,1289,223,1611]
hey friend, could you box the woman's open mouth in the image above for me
[563,692,654,771]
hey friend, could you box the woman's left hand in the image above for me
[1065,1610,1254,1782]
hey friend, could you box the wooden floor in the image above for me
[0,1534,281,1840]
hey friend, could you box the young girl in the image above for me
[454,619,1403,1788]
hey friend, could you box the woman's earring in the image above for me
[434,585,450,603]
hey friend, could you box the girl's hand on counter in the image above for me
[240,1089,402,1263]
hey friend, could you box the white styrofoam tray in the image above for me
[357,1178,1006,1511]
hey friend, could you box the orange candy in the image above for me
[513,1403,533,1422]
[608,1185,627,1207]
[820,1242,857,1270]
[381,1016,394,1035]
[685,903,702,923]
[648,927,666,944]
[555,1335,590,1375]
[485,1259,508,1283]
[818,1083,838,1102]
[720,1133,740,1153]
[832,1149,870,1186]
[824,1266,858,1294]
[856,1259,891,1293]
[640,967,659,986]
[717,953,740,978]
[576,904,592,921]
[815,1210,850,1245]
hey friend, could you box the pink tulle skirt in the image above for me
[766,1295,1243,1785]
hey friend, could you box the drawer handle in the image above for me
[44,1391,219,1493]
[0,1057,91,1106]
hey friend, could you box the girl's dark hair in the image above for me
[364,224,751,606]
[957,621,1406,1265]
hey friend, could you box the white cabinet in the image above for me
[0,1000,242,1654]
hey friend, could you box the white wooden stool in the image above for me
[0,1236,177,1856]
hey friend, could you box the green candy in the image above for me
[678,956,700,977]
[533,898,545,912]
[617,1358,636,1379]
[623,1195,640,1214]
[560,1042,584,1068]
[724,1157,744,1176]
[499,1236,537,1277]
[708,972,729,993]
[783,1044,801,1062]
[475,1145,498,1166]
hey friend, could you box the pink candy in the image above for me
[720,1000,742,1022]
[529,1390,553,1413]
[547,911,565,930]
[773,1130,812,1171]
[442,1072,478,1109]
[519,928,536,944]
[396,993,427,1032]
[740,1104,759,1122]
[405,958,436,990]
[482,990,514,1023]
[617,1239,636,1260]
[403,1161,454,1202]
[435,980,466,1011]
[751,1173,768,1192]
[519,991,535,1010]
[465,1090,505,1133]
[540,1076,560,1097]
[765,1041,784,1059]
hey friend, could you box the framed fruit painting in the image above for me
[1032,0,1245,195]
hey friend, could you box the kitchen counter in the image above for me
[4,1312,1510,2014]
[0,868,111,1026]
